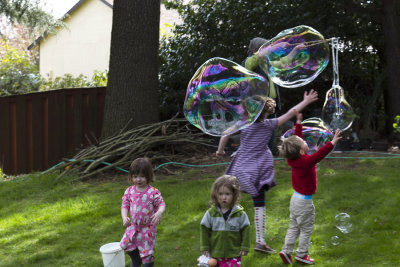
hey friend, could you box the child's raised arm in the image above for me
[216,134,231,156]
[331,129,342,146]
[277,89,318,127]
[293,109,303,124]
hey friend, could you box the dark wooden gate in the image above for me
[0,87,106,175]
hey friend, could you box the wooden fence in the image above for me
[0,87,106,175]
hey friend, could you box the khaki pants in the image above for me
[282,195,315,257]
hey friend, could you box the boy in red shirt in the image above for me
[278,110,341,265]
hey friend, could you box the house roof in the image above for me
[28,0,112,50]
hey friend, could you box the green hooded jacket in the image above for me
[200,205,250,258]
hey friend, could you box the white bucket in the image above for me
[99,242,125,267]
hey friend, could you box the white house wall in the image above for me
[40,0,112,79]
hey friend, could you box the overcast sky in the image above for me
[40,0,78,18]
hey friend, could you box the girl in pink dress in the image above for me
[120,158,166,267]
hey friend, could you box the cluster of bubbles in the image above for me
[183,25,355,147]
[330,213,353,246]
[335,212,353,234]
[281,34,355,152]
[184,25,332,136]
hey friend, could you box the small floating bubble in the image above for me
[335,213,353,234]
[331,235,340,246]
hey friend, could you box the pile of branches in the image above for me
[51,117,214,181]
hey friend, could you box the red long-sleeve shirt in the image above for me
[287,123,334,195]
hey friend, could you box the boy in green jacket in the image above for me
[200,175,250,266]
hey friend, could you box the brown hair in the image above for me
[210,175,241,208]
[256,97,276,122]
[248,37,268,54]
[279,136,304,160]
[128,157,154,184]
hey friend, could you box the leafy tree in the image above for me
[382,0,400,137]
[160,0,398,138]
[0,0,58,35]
[0,15,41,95]
[0,16,38,59]
[0,1,63,95]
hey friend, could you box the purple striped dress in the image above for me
[226,118,278,197]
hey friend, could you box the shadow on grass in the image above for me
[1,159,400,266]
[0,173,127,267]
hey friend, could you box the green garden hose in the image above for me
[3,151,400,183]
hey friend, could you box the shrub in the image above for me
[393,115,400,133]
[39,70,108,90]
[0,41,41,95]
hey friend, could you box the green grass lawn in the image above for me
[0,157,400,266]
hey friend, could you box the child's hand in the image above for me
[293,109,303,124]
[216,150,225,157]
[122,216,130,227]
[202,251,210,257]
[303,89,318,103]
[240,251,248,256]
[331,129,342,145]
[151,210,163,224]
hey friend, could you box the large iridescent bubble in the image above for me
[258,25,330,88]
[322,85,355,131]
[282,118,334,154]
[183,57,269,136]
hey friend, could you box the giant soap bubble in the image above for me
[258,25,330,88]
[282,118,334,154]
[183,57,269,136]
[322,85,355,131]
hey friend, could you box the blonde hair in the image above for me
[128,157,155,184]
[210,175,241,208]
[280,136,304,160]
[256,97,276,122]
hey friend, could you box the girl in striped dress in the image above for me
[216,90,318,254]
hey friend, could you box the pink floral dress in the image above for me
[217,257,242,267]
[120,185,165,263]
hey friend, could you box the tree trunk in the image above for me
[382,0,400,136]
[102,0,160,139]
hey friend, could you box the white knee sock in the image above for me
[254,206,266,245]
